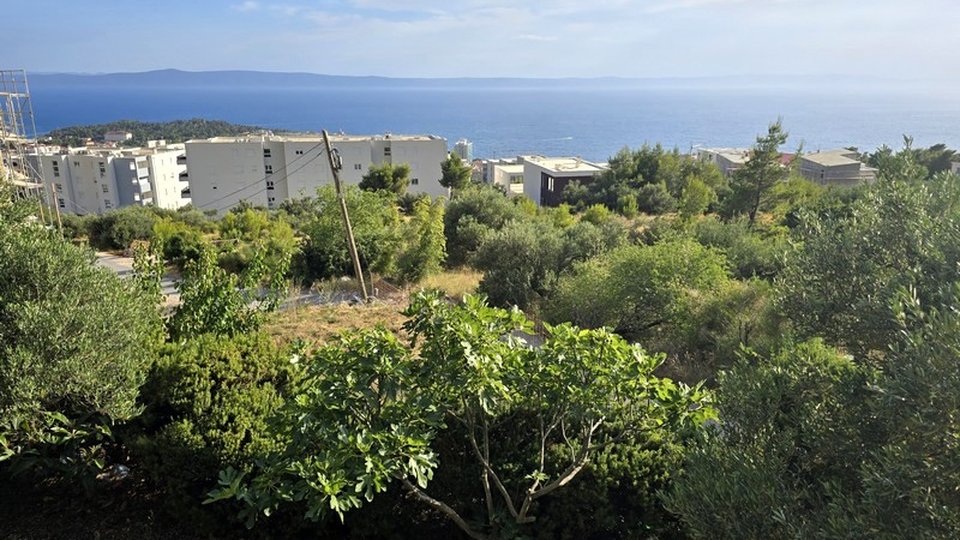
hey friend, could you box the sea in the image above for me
[29,85,960,161]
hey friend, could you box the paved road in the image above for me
[95,252,180,305]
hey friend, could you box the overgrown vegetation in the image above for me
[4,125,960,539]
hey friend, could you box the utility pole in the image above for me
[322,129,368,302]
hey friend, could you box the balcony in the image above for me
[176,155,186,165]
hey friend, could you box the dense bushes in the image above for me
[295,186,401,283]
[88,205,159,250]
[444,185,524,266]
[209,292,713,537]
[0,215,162,476]
[693,216,787,279]
[132,332,303,520]
[778,171,960,355]
[667,294,960,538]
[473,218,624,310]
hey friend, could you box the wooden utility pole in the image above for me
[322,129,368,302]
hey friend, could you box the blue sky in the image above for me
[4,0,958,79]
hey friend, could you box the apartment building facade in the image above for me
[184,133,448,214]
[28,142,188,214]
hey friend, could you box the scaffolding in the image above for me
[0,68,58,227]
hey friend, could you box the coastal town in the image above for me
[3,0,960,531]
[12,127,891,216]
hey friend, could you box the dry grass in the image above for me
[417,268,483,300]
[265,301,409,348]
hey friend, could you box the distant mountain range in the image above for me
[27,69,941,92]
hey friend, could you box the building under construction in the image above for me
[0,68,57,225]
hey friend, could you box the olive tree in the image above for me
[0,210,162,476]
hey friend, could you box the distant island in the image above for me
[44,119,277,147]
[28,68,936,92]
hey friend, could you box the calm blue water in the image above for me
[29,86,960,161]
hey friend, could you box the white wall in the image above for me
[185,140,267,213]
[148,150,189,210]
[184,136,450,213]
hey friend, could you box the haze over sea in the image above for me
[29,73,960,161]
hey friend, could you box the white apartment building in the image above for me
[183,133,449,214]
[520,155,606,206]
[29,141,189,214]
[799,149,878,187]
[696,148,751,176]
[453,139,473,162]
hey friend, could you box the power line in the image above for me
[195,140,327,211]
[209,146,330,213]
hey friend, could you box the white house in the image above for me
[799,149,878,186]
[696,148,751,176]
[184,132,448,214]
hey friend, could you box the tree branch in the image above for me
[401,478,487,540]
[466,419,521,520]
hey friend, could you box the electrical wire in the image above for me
[194,140,327,210]
[209,145,330,212]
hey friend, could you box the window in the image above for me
[73,161,80,167]
[265,164,273,174]
[57,198,65,209]
[295,150,304,156]
[354,164,362,170]
[547,177,555,191]
[266,180,275,190]
[53,170,60,178]
[104,200,112,209]
[263,148,272,157]
[55,183,63,192]
[51,160,57,168]
[411,178,419,185]
[384,146,391,157]
[268,196,276,204]
[102,184,109,193]
[511,175,524,184]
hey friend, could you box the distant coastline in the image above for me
[25,71,960,162]
[27,69,956,94]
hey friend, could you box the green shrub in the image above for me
[88,206,159,250]
[637,182,677,214]
[444,185,523,266]
[0,219,162,477]
[132,332,304,521]
[59,213,94,241]
[294,186,400,283]
[152,218,206,269]
[395,197,446,284]
[694,216,788,279]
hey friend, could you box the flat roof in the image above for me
[802,149,862,167]
[495,164,525,174]
[521,155,605,174]
[189,133,445,144]
[699,148,751,164]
